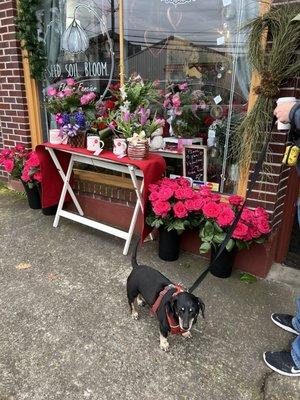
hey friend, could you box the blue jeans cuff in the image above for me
[292,317,300,333]
[291,348,300,369]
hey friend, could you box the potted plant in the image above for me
[146,177,204,261]
[102,75,165,160]
[0,144,42,209]
[21,151,43,209]
[198,187,271,278]
[45,78,97,147]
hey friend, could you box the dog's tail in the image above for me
[131,236,141,269]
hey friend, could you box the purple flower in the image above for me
[122,111,131,123]
[155,118,165,127]
[62,123,80,137]
[62,113,70,125]
[179,82,188,91]
[75,111,86,128]
[138,108,150,126]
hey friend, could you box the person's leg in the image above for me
[292,297,300,333]
[291,335,300,370]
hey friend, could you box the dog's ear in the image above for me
[198,299,205,319]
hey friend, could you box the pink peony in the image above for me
[174,187,194,200]
[157,187,173,201]
[153,201,171,217]
[173,201,188,219]
[66,78,76,86]
[256,218,271,235]
[232,222,249,240]
[217,204,235,227]
[202,202,221,219]
[47,87,57,96]
[229,195,244,207]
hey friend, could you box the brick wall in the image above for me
[246,0,300,230]
[0,0,31,182]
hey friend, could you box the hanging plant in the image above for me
[235,5,300,172]
[16,0,46,80]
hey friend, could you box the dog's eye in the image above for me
[181,307,185,312]
[189,308,193,313]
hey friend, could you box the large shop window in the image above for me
[38,0,118,139]
[123,0,259,194]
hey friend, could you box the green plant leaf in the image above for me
[213,233,226,244]
[255,237,265,244]
[226,239,235,252]
[202,221,214,241]
[213,222,223,234]
[199,242,211,254]
[240,273,257,284]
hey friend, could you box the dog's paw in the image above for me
[182,331,192,339]
[160,341,170,352]
[136,297,146,307]
[131,311,139,320]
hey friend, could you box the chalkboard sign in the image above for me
[183,145,207,182]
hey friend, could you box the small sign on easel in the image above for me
[183,145,208,182]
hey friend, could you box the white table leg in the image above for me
[47,148,84,216]
[53,156,75,228]
[128,166,144,213]
[123,174,144,256]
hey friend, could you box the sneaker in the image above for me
[263,351,300,377]
[271,313,299,335]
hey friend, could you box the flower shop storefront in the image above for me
[1,0,300,277]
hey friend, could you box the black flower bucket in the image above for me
[158,228,181,261]
[21,180,41,210]
[210,246,237,278]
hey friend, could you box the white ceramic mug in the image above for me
[87,135,104,152]
[49,129,63,144]
[113,138,127,157]
[276,97,297,130]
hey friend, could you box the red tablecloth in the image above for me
[36,143,166,241]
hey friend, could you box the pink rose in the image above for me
[256,218,271,235]
[173,201,188,219]
[172,93,181,108]
[177,177,190,187]
[241,207,254,224]
[249,225,261,239]
[211,193,221,203]
[3,159,14,173]
[254,207,269,219]
[157,187,173,201]
[149,191,160,202]
[153,201,171,217]
[15,144,25,152]
[216,204,235,227]
[149,183,160,192]
[175,187,194,200]
[21,167,30,182]
[47,87,57,96]
[202,202,221,219]
[161,178,179,190]
[199,186,212,197]
[33,171,42,182]
[185,198,204,212]
[229,195,244,207]
[232,222,249,240]
[66,78,76,86]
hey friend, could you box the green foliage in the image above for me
[16,0,46,80]
[240,273,257,284]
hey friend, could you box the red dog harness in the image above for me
[151,284,187,335]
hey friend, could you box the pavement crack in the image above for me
[260,370,274,400]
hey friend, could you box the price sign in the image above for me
[183,145,208,182]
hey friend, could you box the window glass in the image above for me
[123,0,259,193]
[37,0,119,138]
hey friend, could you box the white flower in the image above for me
[120,104,129,113]
[120,86,127,100]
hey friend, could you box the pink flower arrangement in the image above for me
[146,177,204,233]
[0,144,29,179]
[21,151,42,188]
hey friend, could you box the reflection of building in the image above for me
[126,36,243,102]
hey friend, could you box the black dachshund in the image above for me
[127,239,205,351]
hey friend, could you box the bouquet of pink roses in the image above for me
[146,177,205,233]
[0,144,29,179]
[198,188,271,253]
[21,151,42,188]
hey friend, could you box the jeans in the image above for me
[291,297,300,368]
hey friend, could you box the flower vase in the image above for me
[68,131,86,148]
[210,246,236,278]
[127,140,149,160]
[158,228,181,261]
[21,180,41,210]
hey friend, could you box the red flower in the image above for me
[177,177,191,187]
[185,198,204,212]
[202,202,221,219]
[3,159,14,173]
[153,201,171,217]
[216,204,235,227]
[104,99,115,110]
[173,201,188,219]
[199,186,212,197]
[149,191,159,202]
[157,187,173,201]
[161,177,180,190]
[241,207,254,224]
[204,115,214,127]
[249,225,261,239]
[149,183,160,192]
[254,207,269,219]
[229,195,244,206]
[33,172,42,182]
[211,193,221,203]
[256,218,271,235]
[232,222,249,240]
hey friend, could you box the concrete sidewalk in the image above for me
[0,186,299,400]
